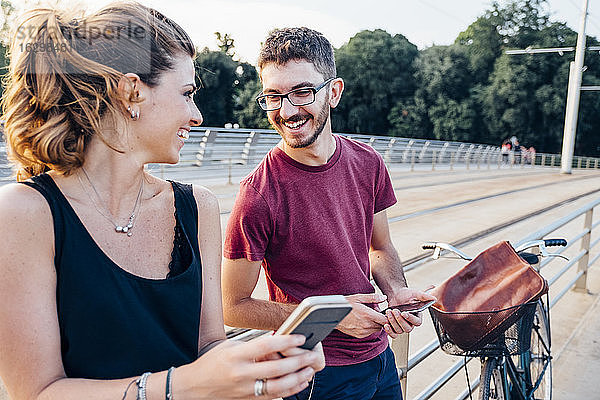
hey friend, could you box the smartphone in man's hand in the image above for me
[381,299,436,315]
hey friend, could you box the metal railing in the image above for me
[399,196,600,400]
[187,127,600,173]
[2,128,600,183]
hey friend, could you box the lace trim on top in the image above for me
[167,207,192,278]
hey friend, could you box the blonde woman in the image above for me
[0,2,323,399]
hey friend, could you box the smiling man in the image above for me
[222,27,434,400]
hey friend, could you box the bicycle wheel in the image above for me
[479,358,506,400]
[522,301,552,399]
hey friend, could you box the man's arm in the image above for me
[370,210,436,337]
[222,257,390,338]
[222,257,296,331]
[370,210,407,297]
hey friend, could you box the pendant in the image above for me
[116,226,123,232]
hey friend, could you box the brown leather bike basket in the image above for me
[430,241,548,351]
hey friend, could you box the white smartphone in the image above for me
[274,295,352,350]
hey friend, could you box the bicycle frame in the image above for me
[481,295,552,400]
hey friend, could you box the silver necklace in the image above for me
[78,167,144,237]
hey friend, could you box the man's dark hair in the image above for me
[257,27,336,79]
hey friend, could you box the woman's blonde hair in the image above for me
[2,1,195,180]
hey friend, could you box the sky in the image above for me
[22,0,600,65]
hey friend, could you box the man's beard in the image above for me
[272,103,330,149]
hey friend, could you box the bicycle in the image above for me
[421,239,568,400]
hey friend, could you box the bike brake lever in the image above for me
[545,253,570,261]
[539,246,569,261]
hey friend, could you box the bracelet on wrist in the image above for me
[166,366,175,399]
[136,372,152,400]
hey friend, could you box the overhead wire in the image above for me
[558,0,600,46]
[418,0,470,26]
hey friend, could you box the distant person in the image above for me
[513,139,521,164]
[0,3,323,399]
[501,140,511,164]
[528,146,536,164]
[222,27,434,400]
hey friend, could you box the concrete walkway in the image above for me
[552,266,600,399]
[0,166,599,399]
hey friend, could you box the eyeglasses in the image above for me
[256,78,334,111]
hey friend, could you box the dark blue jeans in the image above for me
[285,346,402,400]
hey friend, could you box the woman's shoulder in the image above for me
[190,184,219,215]
[0,182,54,254]
[150,176,219,215]
[0,182,53,222]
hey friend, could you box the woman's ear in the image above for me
[117,73,142,112]
[328,78,344,109]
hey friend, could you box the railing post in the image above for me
[228,151,233,185]
[498,153,502,169]
[384,138,396,165]
[551,155,556,167]
[450,151,455,171]
[432,150,436,171]
[241,131,261,165]
[410,150,416,172]
[195,129,217,166]
[390,334,409,397]
[541,154,546,167]
[575,209,593,292]
[439,142,449,166]
[577,157,582,169]
[520,151,525,168]
[466,153,470,170]
[402,140,414,164]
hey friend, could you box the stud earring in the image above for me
[127,106,139,121]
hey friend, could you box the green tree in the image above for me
[333,29,418,134]
[194,34,263,128]
[233,79,270,129]
[455,13,504,84]
[195,48,238,126]
[390,45,479,141]
[493,0,551,48]
[215,32,235,57]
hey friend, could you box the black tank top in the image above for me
[21,174,202,379]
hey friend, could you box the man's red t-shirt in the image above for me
[224,135,397,365]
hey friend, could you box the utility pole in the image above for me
[560,0,589,174]
[506,0,599,174]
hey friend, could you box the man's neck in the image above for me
[279,131,336,166]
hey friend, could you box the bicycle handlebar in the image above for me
[422,238,568,262]
[543,238,567,247]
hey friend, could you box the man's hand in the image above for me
[336,294,389,338]
[384,287,437,338]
